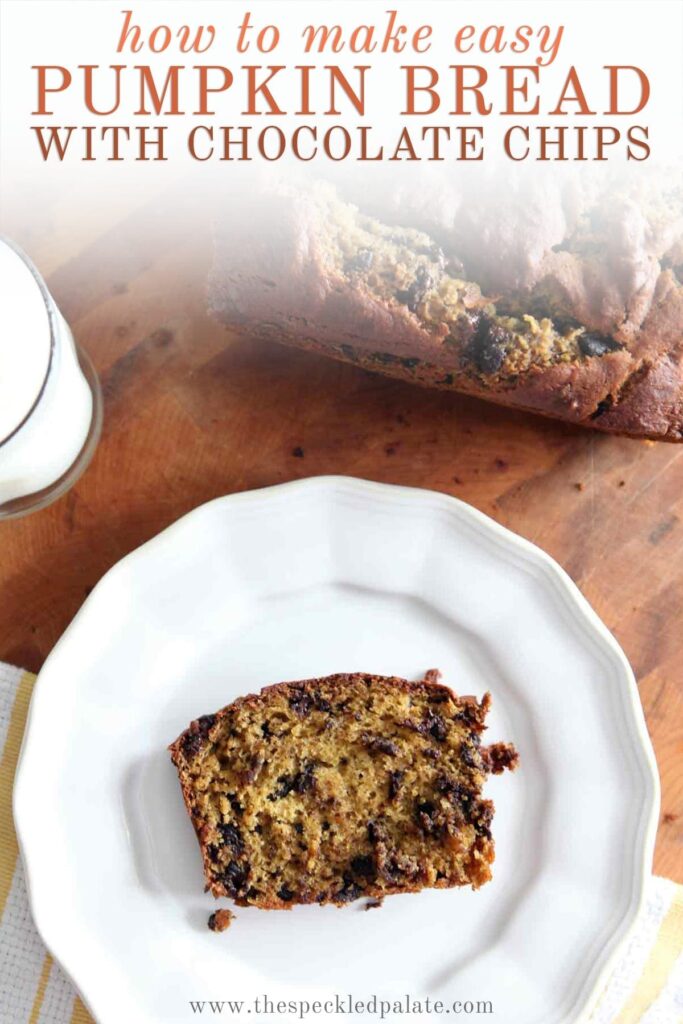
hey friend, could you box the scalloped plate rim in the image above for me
[13,475,660,1024]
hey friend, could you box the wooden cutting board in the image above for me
[1,197,681,881]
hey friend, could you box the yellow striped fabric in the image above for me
[0,663,680,1024]
[0,667,94,1024]
[28,955,52,1024]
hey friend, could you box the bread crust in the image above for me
[208,189,683,441]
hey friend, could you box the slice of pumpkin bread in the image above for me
[169,672,518,909]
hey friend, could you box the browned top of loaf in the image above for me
[208,187,683,441]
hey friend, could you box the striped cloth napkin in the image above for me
[1,662,682,1024]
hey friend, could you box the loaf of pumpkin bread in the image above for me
[208,184,683,441]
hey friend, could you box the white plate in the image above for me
[14,476,659,1024]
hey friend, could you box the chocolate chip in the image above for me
[416,800,441,834]
[427,710,448,742]
[346,248,374,273]
[289,690,313,717]
[471,799,494,839]
[269,763,316,800]
[460,743,479,769]
[270,775,295,800]
[181,732,205,759]
[396,264,434,312]
[367,821,382,844]
[436,775,471,805]
[423,748,441,761]
[207,844,220,863]
[453,703,481,729]
[335,877,362,903]
[399,709,447,741]
[289,689,332,716]
[293,762,316,794]
[388,769,404,800]
[372,351,399,365]
[578,333,622,358]
[382,858,403,881]
[217,823,244,855]
[220,860,249,896]
[351,855,375,878]
[416,800,436,816]
[224,795,242,819]
[435,775,490,832]
[292,446,305,458]
[278,886,294,901]
[590,396,614,419]
[362,734,399,756]
[382,852,421,882]
[553,315,582,335]
[180,713,217,759]
[464,316,511,374]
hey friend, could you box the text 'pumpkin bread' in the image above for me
[169,672,518,910]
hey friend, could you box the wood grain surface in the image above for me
[0,197,681,882]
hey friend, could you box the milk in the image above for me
[0,238,97,512]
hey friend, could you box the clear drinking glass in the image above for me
[0,237,103,519]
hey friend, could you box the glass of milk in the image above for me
[0,237,102,518]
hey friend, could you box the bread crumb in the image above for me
[364,898,384,911]
[208,909,235,932]
[422,668,442,685]
[574,482,585,492]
